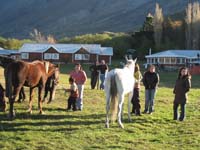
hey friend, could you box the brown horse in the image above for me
[0,55,59,104]
[18,67,59,104]
[5,60,58,119]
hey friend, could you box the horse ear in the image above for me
[134,58,137,62]
[124,55,128,61]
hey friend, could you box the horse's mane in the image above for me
[0,55,16,68]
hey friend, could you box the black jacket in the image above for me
[173,76,191,104]
[143,71,159,89]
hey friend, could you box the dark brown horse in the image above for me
[43,67,59,103]
[4,59,58,119]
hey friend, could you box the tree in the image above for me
[185,3,192,49]
[142,13,154,32]
[153,3,164,49]
[185,2,200,49]
[30,29,56,44]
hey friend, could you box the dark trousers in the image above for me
[131,88,141,115]
[67,96,77,111]
[91,72,98,89]
[173,103,186,121]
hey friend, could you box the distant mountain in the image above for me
[0,0,198,39]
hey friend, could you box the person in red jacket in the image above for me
[70,63,87,111]
[173,67,191,121]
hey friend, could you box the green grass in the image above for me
[0,63,200,150]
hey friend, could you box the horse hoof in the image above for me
[39,111,45,115]
[105,124,109,128]
[17,100,22,103]
[119,124,124,129]
[7,111,16,120]
[27,109,32,114]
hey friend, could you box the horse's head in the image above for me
[125,55,137,74]
[46,63,60,102]
[0,55,16,68]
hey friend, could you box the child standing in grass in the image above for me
[131,63,142,116]
[65,77,79,111]
[173,67,191,121]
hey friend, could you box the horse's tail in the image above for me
[5,67,12,99]
[110,74,118,122]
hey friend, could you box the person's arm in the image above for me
[81,71,87,84]
[142,72,147,87]
[155,73,160,86]
[106,64,109,71]
[185,78,191,93]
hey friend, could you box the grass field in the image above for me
[0,62,200,150]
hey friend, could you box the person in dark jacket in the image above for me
[98,60,108,90]
[89,61,99,89]
[173,67,191,121]
[143,65,159,114]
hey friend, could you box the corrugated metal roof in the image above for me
[0,49,19,55]
[100,47,113,56]
[145,50,200,58]
[19,43,109,54]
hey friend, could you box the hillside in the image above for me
[0,0,198,39]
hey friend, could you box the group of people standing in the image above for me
[131,64,159,116]
[65,60,108,111]
[89,60,109,90]
[131,64,191,121]
[65,60,191,122]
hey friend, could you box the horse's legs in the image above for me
[42,86,48,103]
[9,97,15,119]
[105,94,111,128]
[38,85,44,114]
[28,87,34,114]
[128,92,133,122]
[17,87,25,102]
[9,85,23,119]
[118,94,125,129]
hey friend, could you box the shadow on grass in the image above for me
[0,112,106,132]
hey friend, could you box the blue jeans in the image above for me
[144,89,156,113]
[100,74,105,90]
[173,103,186,121]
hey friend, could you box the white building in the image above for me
[146,50,200,66]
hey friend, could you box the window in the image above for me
[159,58,164,64]
[75,54,90,60]
[44,53,51,60]
[171,57,176,64]
[177,58,185,64]
[52,53,59,60]
[165,58,170,64]
[21,53,29,59]
[44,53,59,60]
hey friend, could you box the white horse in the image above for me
[105,58,136,128]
